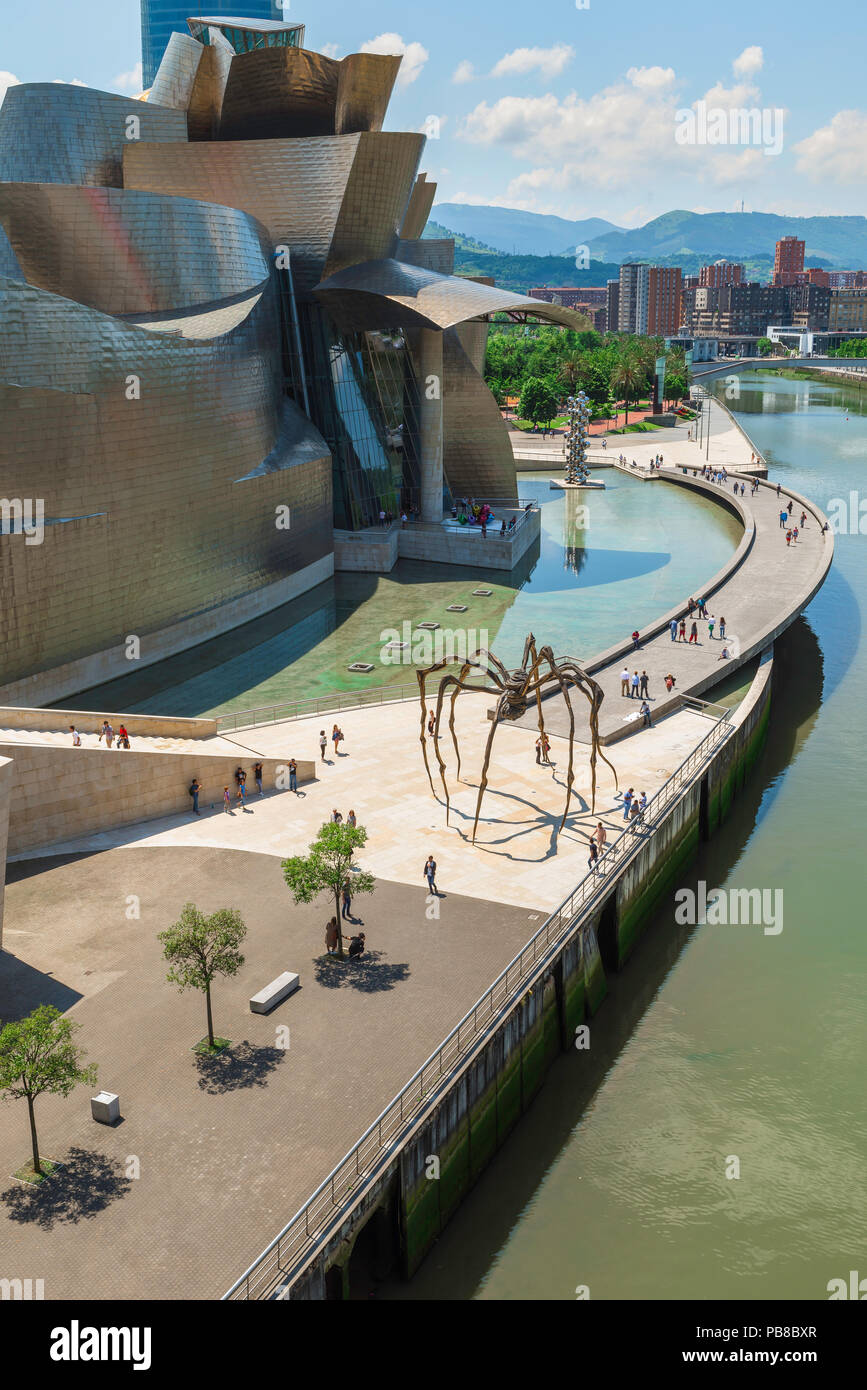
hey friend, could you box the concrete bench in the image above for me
[249,971,299,1014]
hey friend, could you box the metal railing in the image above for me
[222,703,734,1300]
[215,675,491,734]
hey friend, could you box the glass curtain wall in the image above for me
[297,306,429,530]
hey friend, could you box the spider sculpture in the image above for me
[417,633,618,844]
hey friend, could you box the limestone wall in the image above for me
[1,745,316,856]
[0,708,218,738]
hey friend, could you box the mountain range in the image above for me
[430,204,867,268]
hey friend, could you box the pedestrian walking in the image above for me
[719,617,726,638]
[595,822,607,860]
[325,917,339,954]
[289,757,298,793]
[620,666,630,697]
[588,840,599,872]
[639,670,649,697]
[319,730,327,761]
[622,787,634,821]
[689,621,698,644]
[223,786,231,813]
[332,807,343,824]
[669,618,678,642]
[70,724,81,746]
[776,482,781,497]
[664,673,676,692]
[347,809,356,827]
[793,527,799,543]
[787,499,794,516]
[678,619,686,641]
[630,671,640,698]
[800,511,807,528]
[99,720,114,747]
[427,709,436,737]
[640,700,651,728]
[786,530,792,547]
[688,597,696,617]
[424,855,438,895]
[189,777,201,815]
[535,733,550,764]
[708,617,715,640]
[341,881,352,920]
[332,724,341,755]
[779,510,787,528]
[254,761,263,796]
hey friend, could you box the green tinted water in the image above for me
[66,472,740,716]
[379,371,867,1302]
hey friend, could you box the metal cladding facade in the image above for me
[1,17,578,701]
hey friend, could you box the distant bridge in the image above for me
[691,356,851,381]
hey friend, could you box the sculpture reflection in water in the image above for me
[417,634,618,844]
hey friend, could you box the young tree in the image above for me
[0,1005,98,1177]
[519,375,560,428]
[282,822,375,960]
[610,349,646,425]
[756,337,774,357]
[158,904,246,1049]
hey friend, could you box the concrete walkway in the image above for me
[517,470,832,744]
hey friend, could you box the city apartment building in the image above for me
[647,265,682,336]
[698,261,744,288]
[773,235,805,283]
[606,278,620,333]
[829,288,867,333]
[617,263,649,333]
[528,286,608,309]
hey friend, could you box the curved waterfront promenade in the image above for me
[520,468,833,744]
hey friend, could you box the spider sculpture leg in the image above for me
[446,651,504,783]
[471,693,509,844]
[558,661,619,809]
[416,660,448,796]
[431,674,499,825]
[534,647,577,832]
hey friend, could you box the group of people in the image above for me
[331,807,357,827]
[69,720,130,748]
[325,916,365,959]
[778,497,807,548]
[319,725,345,760]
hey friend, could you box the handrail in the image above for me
[222,704,734,1300]
[215,676,490,734]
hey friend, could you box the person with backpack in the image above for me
[189,777,201,816]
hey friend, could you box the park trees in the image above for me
[158,903,246,1050]
[282,822,375,960]
[519,375,560,427]
[0,1005,97,1178]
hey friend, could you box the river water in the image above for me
[378,371,867,1302]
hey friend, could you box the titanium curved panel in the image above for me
[400,173,437,240]
[188,42,233,140]
[335,53,401,135]
[124,135,362,294]
[397,238,455,275]
[148,30,204,109]
[0,275,332,688]
[440,327,518,503]
[315,256,588,329]
[124,287,267,338]
[0,225,23,281]
[324,133,425,278]
[0,186,271,314]
[219,48,340,139]
[0,84,188,187]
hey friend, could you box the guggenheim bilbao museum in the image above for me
[0,15,578,706]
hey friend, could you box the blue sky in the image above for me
[2,0,866,227]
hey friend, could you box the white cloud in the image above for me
[319,43,340,60]
[452,60,475,84]
[360,33,428,87]
[794,109,867,181]
[490,45,574,80]
[53,78,88,87]
[458,55,785,199]
[733,46,764,78]
[0,71,20,107]
[112,62,143,94]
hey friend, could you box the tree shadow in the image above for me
[312,951,410,993]
[194,1040,286,1094]
[1,1146,133,1229]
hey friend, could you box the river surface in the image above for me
[376,370,867,1302]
